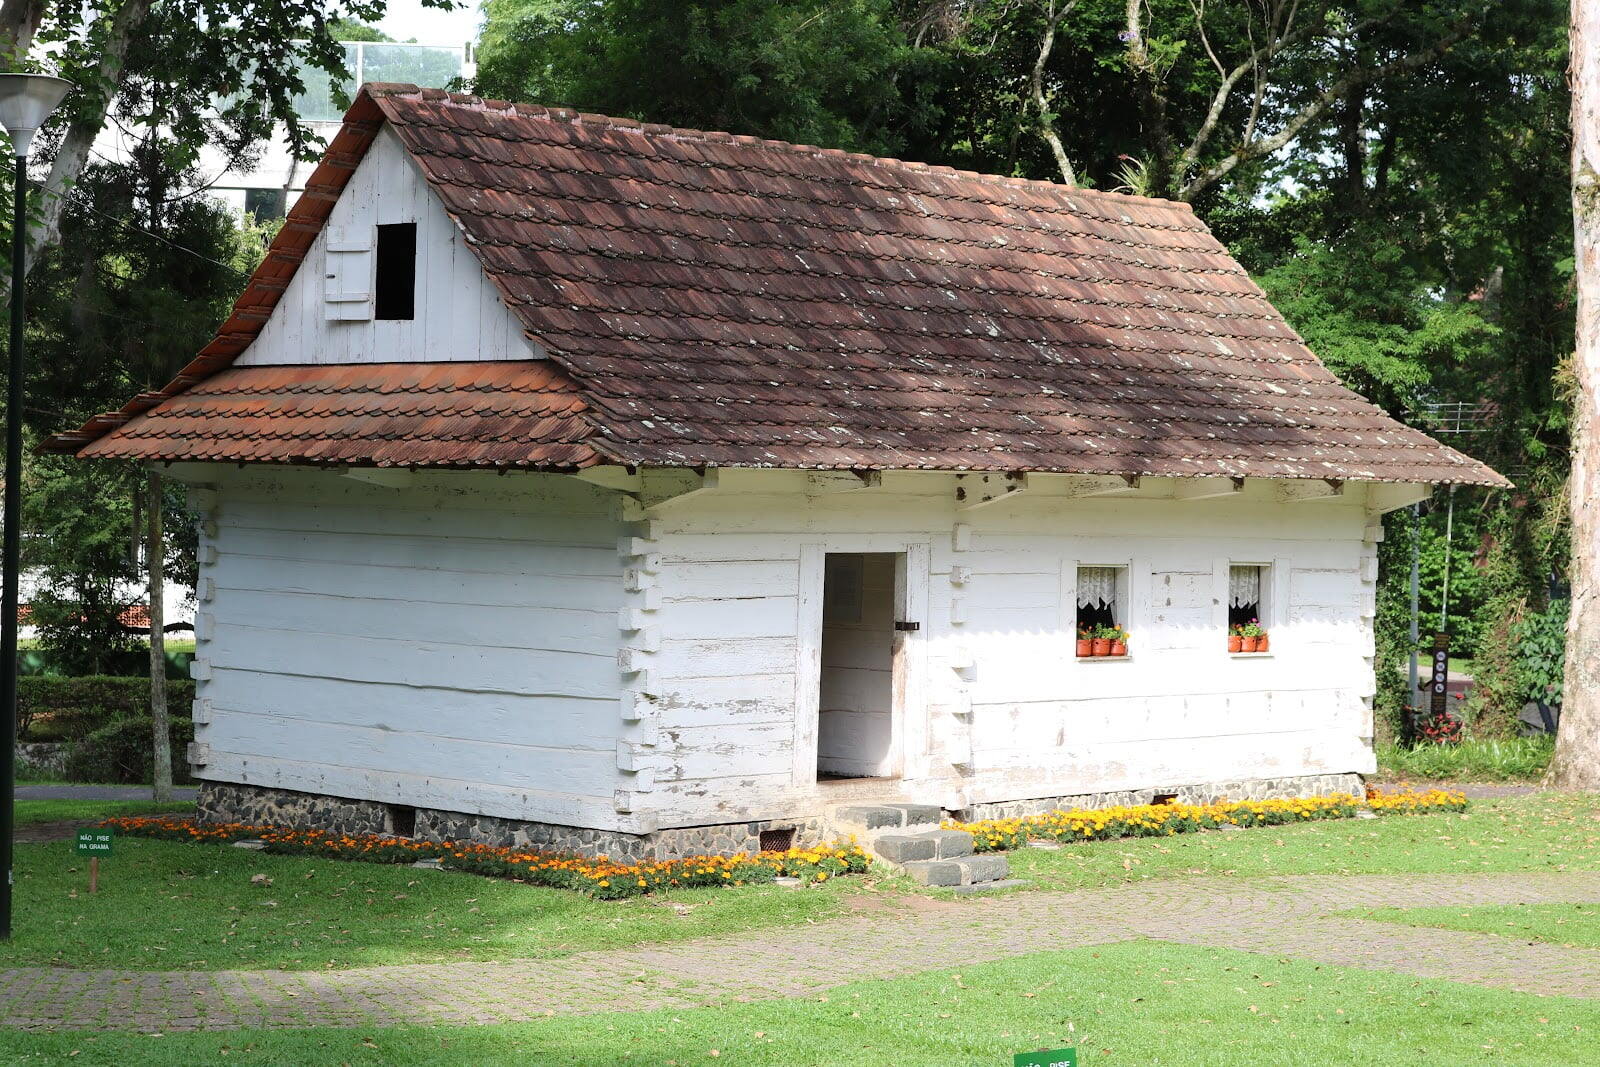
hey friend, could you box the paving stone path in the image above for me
[3,871,1599,1033]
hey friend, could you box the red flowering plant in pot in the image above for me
[1227,623,1244,653]
[1239,619,1266,652]
[1076,626,1094,658]
[1091,625,1113,657]
[1107,625,1129,657]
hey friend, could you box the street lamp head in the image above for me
[0,74,71,159]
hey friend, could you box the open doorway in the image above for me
[818,552,901,780]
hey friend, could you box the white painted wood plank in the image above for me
[237,127,534,367]
[208,668,618,750]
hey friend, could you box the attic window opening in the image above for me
[375,222,417,320]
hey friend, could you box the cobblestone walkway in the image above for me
[3,871,1598,1032]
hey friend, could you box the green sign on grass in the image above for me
[73,828,114,856]
[1014,1048,1077,1067]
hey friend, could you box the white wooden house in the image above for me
[49,85,1505,861]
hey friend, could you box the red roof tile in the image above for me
[73,362,598,470]
[47,85,1505,487]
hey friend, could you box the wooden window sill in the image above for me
[1229,651,1274,659]
[1077,655,1132,662]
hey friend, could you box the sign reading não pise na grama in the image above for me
[74,828,114,855]
[1015,1049,1077,1067]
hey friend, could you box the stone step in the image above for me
[902,853,1011,887]
[873,829,974,864]
[827,803,943,841]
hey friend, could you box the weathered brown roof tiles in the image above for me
[48,84,1505,487]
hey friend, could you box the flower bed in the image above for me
[943,787,1468,854]
[1364,784,1472,815]
[96,816,870,900]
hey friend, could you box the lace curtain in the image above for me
[1077,566,1119,609]
[1229,565,1262,608]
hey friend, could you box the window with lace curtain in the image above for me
[1228,564,1268,629]
[1076,565,1126,631]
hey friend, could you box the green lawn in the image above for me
[1361,901,1600,950]
[1006,792,1600,893]
[8,793,1595,971]
[15,798,194,827]
[7,835,867,970]
[3,941,1596,1065]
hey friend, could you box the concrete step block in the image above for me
[902,860,964,887]
[925,829,975,859]
[875,834,937,863]
[956,854,1011,883]
[831,805,907,831]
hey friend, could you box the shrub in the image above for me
[17,676,194,742]
[63,716,195,785]
[1511,598,1567,708]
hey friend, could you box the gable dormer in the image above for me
[237,126,539,367]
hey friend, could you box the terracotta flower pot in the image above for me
[1110,640,1127,657]
[1227,635,1243,653]
[1242,635,1260,653]
[1092,638,1112,656]
[1076,639,1093,657]
[1256,633,1270,652]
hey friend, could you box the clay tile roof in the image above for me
[73,362,597,470]
[47,84,1506,487]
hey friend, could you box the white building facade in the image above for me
[52,86,1504,859]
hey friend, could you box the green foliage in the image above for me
[476,0,934,156]
[17,676,196,743]
[1373,509,1416,740]
[1254,232,1498,412]
[1375,736,1554,782]
[63,716,195,786]
[21,460,143,676]
[1512,598,1568,707]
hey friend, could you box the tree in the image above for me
[475,0,934,156]
[146,469,170,800]
[1550,0,1600,789]
[2,0,445,292]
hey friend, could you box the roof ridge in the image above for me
[361,82,1205,216]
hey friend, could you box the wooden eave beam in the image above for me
[1277,478,1346,503]
[1061,474,1141,499]
[1173,477,1245,501]
[1365,482,1432,514]
[807,469,882,493]
[955,472,1028,510]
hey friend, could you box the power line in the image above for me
[63,190,253,280]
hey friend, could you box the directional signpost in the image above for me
[73,827,113,894]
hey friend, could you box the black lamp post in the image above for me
[0,71,70,940]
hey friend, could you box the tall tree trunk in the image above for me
[23,0,154,275]
[146,469,172,802]
[1550,0,1600,790]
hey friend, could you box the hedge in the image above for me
[63,716,196,786]
[18,676,194,742]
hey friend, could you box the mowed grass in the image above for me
[14,798,194,827]
[6,793,1594,971]
[4,941,1597,1066]
[1008,792,1600,892]
[1361,901,1600,950]
[5,836,866,971]
[1375,736,1554,781]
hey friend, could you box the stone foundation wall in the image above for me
[197,782,825,862]
[953,772,1366,822]
[200,771,1364,861]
